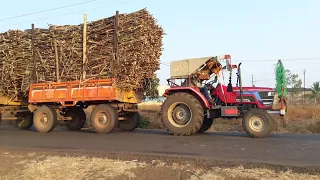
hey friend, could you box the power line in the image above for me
[160,57,320,64]
[160,63,170,66]
[303,69,306,104]
[1,0,138,29]
[0,0,100,22]
[238,57,320,62]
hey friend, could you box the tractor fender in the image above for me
[163,87,210,109]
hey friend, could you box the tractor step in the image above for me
[211,105,222,109]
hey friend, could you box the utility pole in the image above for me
[303,69,306,104]
[251,74,256,87]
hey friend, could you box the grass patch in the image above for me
[1,152,319,180]
[138,116,150,129]
[1,155,146,180]
[189,166,320,180]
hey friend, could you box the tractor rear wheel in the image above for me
[118,112,140,131]
[242,109,273,138]
[161,92,204,136]
[65,108,86,131]
[198,117,214,133]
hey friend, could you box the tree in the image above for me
[307,81,320,104]
[142,75,160,99]
[285,69,303,104]
[285,69,302,95]
[285,69,292,86]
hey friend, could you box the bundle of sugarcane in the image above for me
[0,8,164,99]
[0,30,33,98]
[115,9,163,89]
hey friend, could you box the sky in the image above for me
[1,0,319,88]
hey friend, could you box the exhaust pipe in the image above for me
[238,63,243,103]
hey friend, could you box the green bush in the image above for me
[138,116,150,129]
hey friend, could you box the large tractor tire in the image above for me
[90,104,118,134]
[65,108,86,131]
[161,92,204,136]
[33,106,58,133]
[118,112,140,131]
[198,117,214,133]
[15,113,33,130]
[242,109,273,138]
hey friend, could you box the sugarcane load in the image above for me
[0,9,164,134]
[0,8,164,99]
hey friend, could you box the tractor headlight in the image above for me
[268,92,275,96]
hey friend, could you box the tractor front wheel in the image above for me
[161,92,204,136]
[242,109,273,138]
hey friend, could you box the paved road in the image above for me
[0,127,320,167]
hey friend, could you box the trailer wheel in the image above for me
[161,92,204,136]
[65,108,86,131]
[90,104,118,134]
[16,113,33,130]
[33,106,57,133]
[198,117,214,133]
[242,109,272,138]
[118,112,140,131]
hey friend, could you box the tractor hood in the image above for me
[233,86,274,92]
[232,86,275,107]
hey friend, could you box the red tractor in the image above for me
[161,55,286,138]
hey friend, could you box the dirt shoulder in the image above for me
[0,149,320,180]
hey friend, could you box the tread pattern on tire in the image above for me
[198,117,214,134]
[33,106,57,133]
[161,92,204,136]
[16,113,33,130]
[90,104,118,134]
[65,108,86,131]
[242,108,272,138]
[118,112,140,131]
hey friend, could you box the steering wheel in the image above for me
[204,75,218,87]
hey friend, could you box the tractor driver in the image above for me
[200,84,215,105]
[182,78,216,105]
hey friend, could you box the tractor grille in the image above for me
[258,91,275,106]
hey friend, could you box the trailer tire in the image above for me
[118,112,140,131]
[242,109,272,138]
[65,108,86,131]
[33,106,57,133]
[16,113,33,130]
[90,104,118,134]
[198,117,214,133]
[161,92,204,136]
